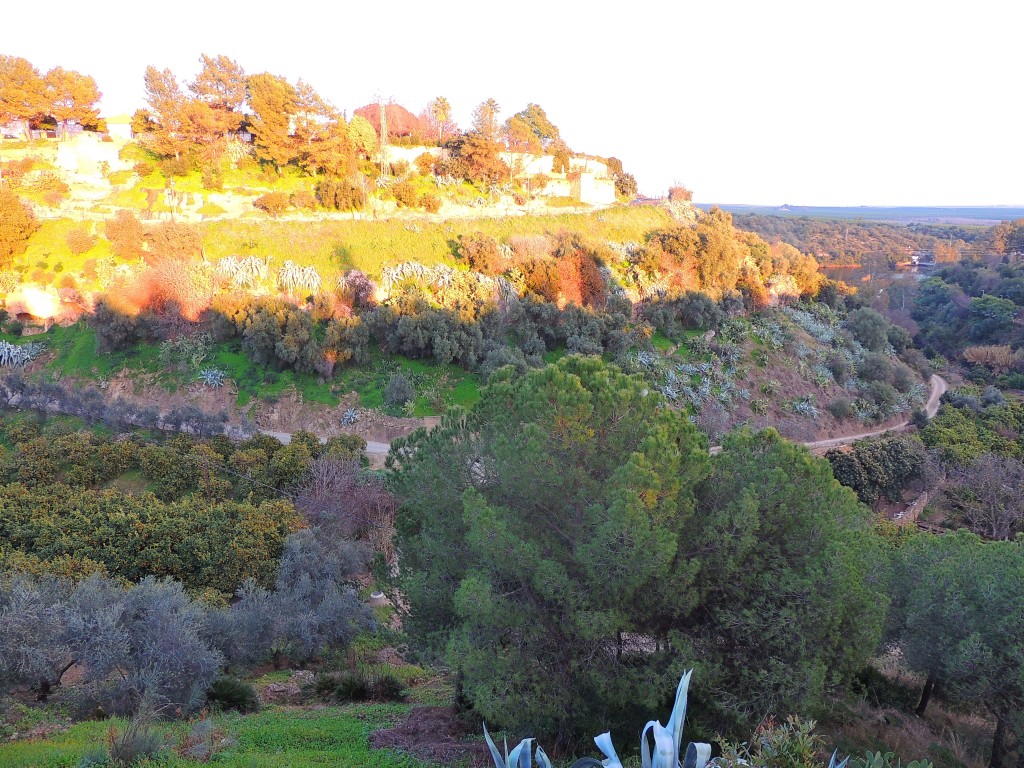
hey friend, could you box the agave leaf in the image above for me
[594,731,624,768]
[482,723,505,768]
[685,742,712,768]
[507,738,533,768]
[668,670,693,766]
[652,722,676,768]
[535,744,553,768]
[827,751,850,768]
[641,722,656,768]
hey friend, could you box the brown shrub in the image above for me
[65,229,97,255]
[105,210,145,259]
[254,192,290,218]
[144,221,202,263]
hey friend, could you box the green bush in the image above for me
[161,156,193,177]
[827,396,855,420]
[290,190,317,210]
[66,229,97,255]
[368,672,405,702]
[384,373,415,407]
[206,675,261,713]
[202,164,223,191]
[331,671,370,702]
[0,188,39,267]
[852,665,918,710]
[316,177,366,211]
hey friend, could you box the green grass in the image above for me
[0,705,433,768]
[200,204,670,280]
[650,331,674,351]
[20,322,477,419]
[12,219,111,284]
[334,352,480,416]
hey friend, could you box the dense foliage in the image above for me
[389,357,886,746]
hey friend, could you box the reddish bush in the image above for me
[254,192,290,218]
[391,180,418,208]
[105,210,145,259]
[65,229,97,255]
[144,221,202,262]
[668,185,693,202]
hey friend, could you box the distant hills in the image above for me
[696,203,1024,224]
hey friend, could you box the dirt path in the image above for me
[799,374,947,453]
[264,375,948,463]
[260,429,390,456]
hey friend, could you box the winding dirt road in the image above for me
[266,375,948,462]
[800,373,947,453]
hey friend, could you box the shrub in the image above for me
[384,373,415,407]
[391,179,418,208]
[667,185,693,202]
[144,221,202,261]
[847,307,891,352]
[826,353,851,384]
[331,671,370,702]
[206,675,260,713]
[201,164,223,191]
[420,193,441,213]
[104,717,167,767]
[414,152,435,176]
[0,189,39,267]
[66,229,97,255]
[290,190,317,210]
[104,210,145,259]
[459,232,502,274]
[827,396,856,420]
[254,192,290,218]
[316,177,365,211]
[161,156,193,177]
[865,380,901,412]
[369,672,405,701]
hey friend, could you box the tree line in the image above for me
[0,55,101,138]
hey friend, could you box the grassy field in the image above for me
[0,704,433,768]
[199,204,670,279]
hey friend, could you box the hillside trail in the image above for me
[798,373,947,453]
[265,375,948,462]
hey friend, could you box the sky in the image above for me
[3,0,1021,206]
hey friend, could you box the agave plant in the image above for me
[278,260,303,294]
[341,408,359,426]
[198,368,226,387]
[483,724,552,768]
[216,255,241,277]
[235,255,270,289]
[0,340,45,368]
[483,671,713,768]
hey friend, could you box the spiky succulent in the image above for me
[198,368,227,387]
[341,408,359,426]
[0,341,45,367]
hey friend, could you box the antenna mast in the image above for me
[378,95,390,178]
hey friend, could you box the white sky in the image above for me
[3,0,1021,205]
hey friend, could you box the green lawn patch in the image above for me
[0,705,431,768]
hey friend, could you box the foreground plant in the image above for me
[484,670,712,768]
[485,671,860,768]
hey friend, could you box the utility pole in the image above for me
[378,96,389,179]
